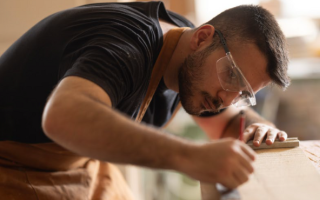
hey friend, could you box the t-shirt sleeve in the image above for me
[62,33,149,107]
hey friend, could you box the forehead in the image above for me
[229,43,270,93]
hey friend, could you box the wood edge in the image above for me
[247,138,300,150]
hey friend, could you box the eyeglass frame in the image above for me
[214,29,256,107]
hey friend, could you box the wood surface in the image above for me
[238,147,320,200]
[201,143,320,200]
[299,140,320,173]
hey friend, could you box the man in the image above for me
[0,1,289,199]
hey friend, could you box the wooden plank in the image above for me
[201,145,320,200]
[247,137,299,150]
[238,147,320,200]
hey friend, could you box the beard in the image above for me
[178,48,222,116]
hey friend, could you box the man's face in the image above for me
[178,42,270,116]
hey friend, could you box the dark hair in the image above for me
[201,5,290,89]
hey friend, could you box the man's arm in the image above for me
[193,106,287,146]
[42,76,256,188]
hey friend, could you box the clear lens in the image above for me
[216,57,242,92]
[216,53,256,107]
[231,94,256,107]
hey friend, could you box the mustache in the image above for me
[202,91,223,112]
[213,98,222,111]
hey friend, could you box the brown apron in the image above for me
[0,27,187,200]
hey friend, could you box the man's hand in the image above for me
[179,138,256,189]
[243,123,288,147]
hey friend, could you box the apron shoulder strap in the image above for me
[135,27,189,123]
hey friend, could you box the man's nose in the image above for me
[221,91,241,108]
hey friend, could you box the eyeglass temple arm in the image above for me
[215,29,230,54]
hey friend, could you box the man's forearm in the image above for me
[42,91,193,171]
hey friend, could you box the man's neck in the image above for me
[158,19,193,93]
[163,30,192,93]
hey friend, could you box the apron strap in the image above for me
[135,27,189,123]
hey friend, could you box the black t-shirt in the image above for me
[0,1,194,143]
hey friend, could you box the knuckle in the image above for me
[269,130,277,135]
[254,132,264,138]
[267,130,277,137]
[225,138,237,147]
[226,137,236,143]
[245,126,255,132]
[254,133,262,139]
[230,139,239,146]
[256,126,267,132]
[251,123,260,127]
[244,129,251,136]
[228,146,238,155]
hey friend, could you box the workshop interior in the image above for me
[1,0,319,199]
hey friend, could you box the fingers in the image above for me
[197,139,255,189]
[222,144,254,189]
[240,143,256,162]
[247,123,288,146]
[252,126,268,147]
[221,174,241,189]
[238,143,255,174]
[221,169,249,189]
[242,128,254,143]
[242,125,260,143]
[265,129,288,145]
[238,152,254,174]
[193,138,259,189]
[266,129,278,145]
[233,166,250,186]
[230,142,255,188]
[278,131,287,141]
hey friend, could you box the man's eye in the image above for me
[240,91,251,98]
[229,70,236,79]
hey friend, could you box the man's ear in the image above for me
[190,25,215,51]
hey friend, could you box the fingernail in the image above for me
[266,139,273,145]
[253,141,259,147]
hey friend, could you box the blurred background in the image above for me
[1,0,320,199]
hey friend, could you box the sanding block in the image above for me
[247,137,299,150]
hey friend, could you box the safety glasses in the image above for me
[215,29,256,107]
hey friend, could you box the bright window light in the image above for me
[195,0,259,25]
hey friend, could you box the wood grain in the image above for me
[299,140,320,173]
[238,147,320,200]
[201,144,320,200]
